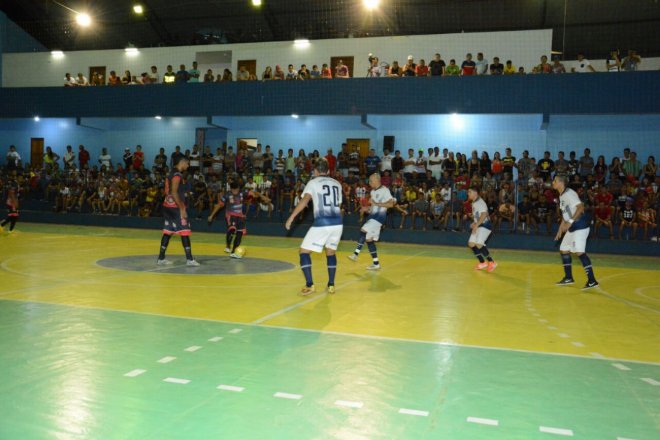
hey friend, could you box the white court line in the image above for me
[611,363,631,371]
[335,400,363,409]
[617,437,636,440]
[217,384,245,392]
[590,352,605,358]
[157,356,176,364]
[124,369,146,377]
[640,377,660,386]
[547,326,558,331]
[398,408,429,417]
[467,417,499,426]
[557,333,570,338]
[538,319,548,323]
[208,336,224,342]
[229,328,242,334]
[184,345,202,352]
[539,426,574,436]
[163,377,190,384]
[4,298,659,367]
[571,341,585,348]
[274,392,302,400]
[250,251,427,325]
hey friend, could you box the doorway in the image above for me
[330,56,355,78]
[346,139,370,158]
[237,138,258,153]
[30,138,44,170]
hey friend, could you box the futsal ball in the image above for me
[235,246,246,257]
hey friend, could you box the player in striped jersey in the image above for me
[157,156,199,266]
[467,187,497,272]
[0,179,19,234]
[285,158,343,296]
[207,181,249,259]
[553,174,598,289]
[348,173,396,270]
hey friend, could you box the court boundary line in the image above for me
[1,296,658,367]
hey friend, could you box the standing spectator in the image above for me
[571,53,596,73]
[517,150,535,183]
[335,60,350,79]
[415,59,429,77]
[163,65,176,84]
[188,61,200,83]
[132,145,145,170]
[606,50,622,72]
[149,66,160,83]
[6,145,21,170]
[189,145,201,174]
[461,53,476,75]
[98,148,112,170]
[309,65,321,79]
[175,64,189,83]
[298,64,310,80]
[623,152,642,180]
[391,150,404,174]
[621,50,642,71]
[429,53,445,76]
[402,56,416,77]
[445,59,460,76]
[475,53,488,75]
[63,145,76,170]
[537,151,555,181]
[325,149,337,176]
[78,145,90,170]
[428,147,443,180]
[503,60,516,74]
[237,65,250,81]
[64,73,77,87]
[75,73,89,86]
[489,57,504,75]
[578,148,595,177]
[154,147,168,174]
[502,147,516,181]
[170,146,185,168]
[123,148,133,170]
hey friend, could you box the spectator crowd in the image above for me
[2,142,658,241]
[62,49,644,86]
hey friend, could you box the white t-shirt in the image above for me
[190,152,200,167]
[99,154,112,168]
[403,156,416,173]
[380,154,393,172]
[303,176,343,226]
[368,186,394,224]
[428,153,443,173]
[212,154,224,172]
[63,151,76,167]
[574,59,592,73]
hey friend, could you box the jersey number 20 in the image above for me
[322,185,340,207]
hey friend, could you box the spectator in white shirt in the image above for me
[428,147,444,179]
[63,145,76,169]
[64,73,77,87]
[572,53,596,73]
[148,66,160,83]
[75,73,89,86]
[380,148,393,173]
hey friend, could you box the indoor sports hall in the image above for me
[1,1,659,439]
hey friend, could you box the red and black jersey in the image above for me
[163,171,186,208]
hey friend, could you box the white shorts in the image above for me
[361,219,384,241]
[468,227,492,246]
[560,227,589,253]
[301,225,343,253]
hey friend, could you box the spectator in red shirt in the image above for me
[461,53,476,75]
[594,201,614,238]
[78,144,90,170]
[132,145,145,170]
[415,59,429,77]
[593,186,613,207]
[325,148,337,176]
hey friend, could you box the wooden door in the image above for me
[31,138,44,170]
[237,60,257,77]
[346,139,370,158]
[330,56,355,78]
[89,66,106,85]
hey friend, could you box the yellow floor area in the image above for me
[1,226,658,363]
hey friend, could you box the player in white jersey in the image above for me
[467,187,497,272]
[285,158,343,296]
[552,174,599,289]
[348,173,396,270]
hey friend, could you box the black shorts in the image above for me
[6,204,18,217]
[162,207,191,236]
[226,215,246,234]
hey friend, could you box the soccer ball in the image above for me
[235,246,246,257]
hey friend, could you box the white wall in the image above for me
[562,57,660,72]
[3,29,552,87]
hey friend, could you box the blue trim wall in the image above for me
[1,72,659,118]
[0,12,48,87]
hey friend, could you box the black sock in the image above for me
[561,253,573,279]
[578,253,596,282]
[9,218,17,231]
[181,235,193,261]
[355,232,366,255]
[232,231,243,252]
[367,241,379,265]
[472,246,485,263]
[226,230,234,248]
[159,234,171,260]
[481,246,493,262]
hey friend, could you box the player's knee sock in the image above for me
[326,255,337,286]
[367,241,379,265]
[354,232,366,255]
[226,230,233,248]
[159,234,171,260]
[181,235,193,260]
[472,246,485,263]
[300,253,313,287]
[232,231,243,252]
[9,218,17,231]
[561,253,573,279]
[481,246,493,262]
[578,254,596,282]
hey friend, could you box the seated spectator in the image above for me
[606,50,621,72]
[411,190,430,230]
[593,201,614,238]
[552,58,566,74]
[203,69,214,82]
[367,57,382,77]
[618,198,637,239]
[121,70,132,85]
[461,53,476,76]
[75,73,89,86]
[309,65,321,79]
[149,66,159,83]
[517,195,532,233]
[298,64,310,80]
[262,66,273,80]
[175,64,189,83]
[503,60,516,74]
[140,72,150,84]
[415,59,429,77]
[388,61,402,77]
[429,53,445,76]
[642,155,656,182]
[637,201,657,240]
[489,57,504,75]
[129,75,141,85]
[402,56,416,77]
[64,72,77,87]
[621,50,641,71]
[475,52,488,75]
[571,53,596,73]
[321,63,332,79]
[274,65,285,80]
[215,73,223,83]
[535,55,552,74]
[335,60,350,78]
[163,65,176,84]
[498,201,515,232]
[445,59,460,76]
[518,66,526,75]
[285,65,298,80]
[91,71,104,86]
[237,65,250,81]
[430,193,448,229]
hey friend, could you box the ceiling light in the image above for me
[75,13,92,27]
[252,0,262,6]
[154,115,162,120]
[291,114,299,119]
[125,46,139,55]
[51,50,64,58]
[34,116,40,122]
[133,4,144,14]
[293,39,310,48]
[363,0,380,10]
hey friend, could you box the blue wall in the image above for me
[0,12,48,87]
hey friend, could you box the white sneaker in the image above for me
[366,264,381,271]
[157,259,173,266]
[347,254,358,262]
[186,259,200,266]
[229,253,242,259]
[224,247,231,253]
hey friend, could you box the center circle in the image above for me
[96,255,296,275]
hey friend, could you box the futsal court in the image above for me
[0,223,658,439]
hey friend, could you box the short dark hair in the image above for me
[315,158,330,174]
[173,155,189,167]
[554,174,569,185]
[230,181,240,190]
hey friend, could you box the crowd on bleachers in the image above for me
[62,50,644,86]
[2,142,658,241]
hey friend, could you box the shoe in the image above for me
[157,259,172,266]
[326,285,335,294]
[300,285,315,296]
[555,277,575,286]
[366,264,381,271]
[475,262,488,270]
[487,261,498,272]
[347,254,358,262]
[224,247,231,253]
[186,260,200,266]
[229,253,242,259]
[207,217,214,226]
[582,280,599,290]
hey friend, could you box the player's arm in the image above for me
[372,198,396,209]
[170,176,187,219]
[285,193,312,230]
